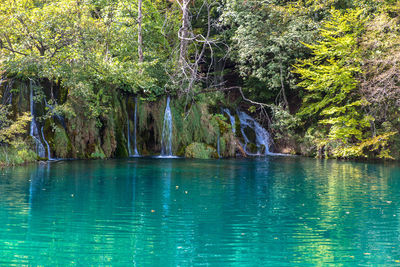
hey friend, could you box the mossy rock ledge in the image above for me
[185,142,217,159]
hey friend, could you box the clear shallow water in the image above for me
[1,158,400,265]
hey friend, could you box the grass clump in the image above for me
[185,142,216,159]
[0,145,37,166]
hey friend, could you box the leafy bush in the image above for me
[185,142,216,159]
[0,145,37,166]
[270,104,301,144]
[90,145,106,159]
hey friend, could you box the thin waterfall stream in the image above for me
[127,117,132,156]
[237,110,271,156]
[41,127,53,160]
[128,97,140,157]
[29,80,46,158]
[133,97,139,156]
[222,108,236,133]
[159,96,175,158]
[223,108,278,156]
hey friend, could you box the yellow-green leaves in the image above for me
[294,8,396,159]
[0,112,31,144]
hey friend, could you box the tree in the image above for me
[221,0,319,109]
[294,8,395,158]
[360,3,400,126]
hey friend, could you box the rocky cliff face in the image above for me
[1,79,238,159]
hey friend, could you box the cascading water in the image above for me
[29,81,46,158]
[41,127,53,160]
[160,96,173,157]
[127,117,132,156]
[222,108,236,133]
[133,97,139,156]
[127,97,140,157]
[237,111,271,156]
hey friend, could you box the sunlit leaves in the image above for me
[294,8,394,158]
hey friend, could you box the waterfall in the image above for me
[160,96,173,157]
[133,97,139,156]
[29,81,46,158]
[222,108,236,133]
[41,126,53,160]
[127,117,132,156]
[237,111,271,156]
[127,97,140,157]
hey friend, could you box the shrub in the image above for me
[185,142,216,159]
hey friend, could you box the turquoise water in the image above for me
[1,157,400,265]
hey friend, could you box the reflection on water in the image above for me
[0,158,400,265]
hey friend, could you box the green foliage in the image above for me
[90,145,106,159]
[52,125,72,158]
[0,110,31,144]
[270,104,301,142]
[1,0,399,161]
[0,142,37,166]
[295,8,365,117]
[332,132,397,159]
[295,8,397,158]
[0,0,173,128]
[185,142,216,159]
[222,0,319,103]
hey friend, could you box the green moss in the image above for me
[169,99,220,154]
[185,142,217,159]
[101,126,116,158]
[42,93,241,158]
[137,99,164,153]
[90,145,106,159]
[219,136,226,154]
[0,144,37,166]
[216,116,230,135]
[53,125,73,158]
[221,132,236,157]
[246,142,258,154]
[59,85,69,104]
[114,110,129,157]
[65,98,101,158]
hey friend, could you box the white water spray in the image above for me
[29,81,45,158]
[133,97,139,156]
[128,97,140,157]
[222,108,236,133]
[41,127,53,160]
[237,111,271,156]
[160,96,174,157]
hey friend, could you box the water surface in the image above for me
[1,157,400,265]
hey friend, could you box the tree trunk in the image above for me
[138,0,143,64]
[179,0,189,65]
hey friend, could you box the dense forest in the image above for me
[1,0,400,165]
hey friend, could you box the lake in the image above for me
[1,157,400,265]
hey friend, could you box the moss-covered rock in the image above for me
[2,77,245,160]
[101,126,116,158]
[90,144,106,159]
[114,98,129,158]
[185,142,217,159]
[53,124,73,158]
